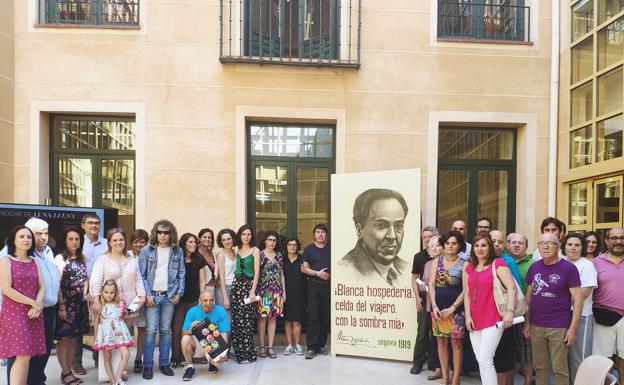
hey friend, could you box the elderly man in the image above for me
[338,188,410,287]
[451,220,472,261]
[5,217,60,385]
[180,291,229,381]
[591,228,624,378]
[523,232,582,385]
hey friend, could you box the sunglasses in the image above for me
[157,230,171,235]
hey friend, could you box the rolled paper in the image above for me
[495,316,525,329]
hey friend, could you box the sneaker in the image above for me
[294,344,304,355]
[318,347,328,355]
[182,366,195,381]
[208,364,218,373]
[142,367,153,380]
[305,350,316,359]
[160,365,174,376]
[283,345,293,355]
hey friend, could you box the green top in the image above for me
[514,254,534,294]
[235,251,255,278]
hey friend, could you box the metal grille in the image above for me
[220,0,360,68]
[43,0,140,25]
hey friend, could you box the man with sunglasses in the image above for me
[138,220,185,379]
[591,228,624,379]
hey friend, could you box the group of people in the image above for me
[0,215,333,385]
[410,217,624,385]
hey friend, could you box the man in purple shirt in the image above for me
[592,228,624,378]
[522,232,582,385]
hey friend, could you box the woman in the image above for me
[54,228,89,385]
[583,231,601,261]
[428,231,466,385]
[216,228,237,323]
[231,224,260,364]
[170,233,206,367]
[462,232,516,385]
[282,237,306,356]
[562,233,597,384]
[0,226,45,385]
[127,229,149,373]
[422,236,443,381]
[256,230,285,359]
[198,228,217,293]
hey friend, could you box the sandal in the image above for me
[267,347,277,359]
[133,360,143,374]
[121,371,128,381]
[258,347,267,358]
[61,372,82,385]
[427,373,443,381]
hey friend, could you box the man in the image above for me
[476,216,492,234]
[410,225,439,375]
[139,220,186,379]
[591,228,624,378]
[532,217,566,261]
[523,232,582,385]
[180,291,229,381]
[338,188,410,287]
[491,230,522,286]
[301,223,331,359]
[451,220,471,261]
[73,213,108,375]
[6,217,60,385]
[507,233,534,385]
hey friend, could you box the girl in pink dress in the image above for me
[0,226,46,385]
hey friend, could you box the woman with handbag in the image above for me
[462,232,517,385]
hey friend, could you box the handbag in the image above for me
[492,262,528,318]
[593,307,623,326]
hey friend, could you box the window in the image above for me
[597,114,624,161]
[42,0,139,26]
[572,0,593,42]
[599,0,624,24]
[248,122,334,245]
[571,81,593,126]
[571,37,594,84]
[597,67,623,116]
[595,176,622,225]
[569,181,589,226]
[51,116,136,232]
[598,16,624,70]
[570,125,593,168]
[566,175,624,233]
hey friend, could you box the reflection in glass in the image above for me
[570,126,593,168]
[54,118,135,150]
[571,82,593,126]
[572,0,594,42]
[58,158,93,207]
[255,165,288,235]
[595,179,621,223]
[598,17,624,70]
[437,169,469,232]
[477,170,508,235]
[572,37,593,84]
[569,182,588,225]
[599,0,624,24]
[250,124,333,158]
[598,67,623,116]
[296,167,329,246]
[101,159,135,233]
[597,114,624,161]
[438,128,514,160]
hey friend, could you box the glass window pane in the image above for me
[58,158,93,207]
[598,17,624,70]
[437,169,469,232]
[255,165,288,235]
[249,123,333,158]
[569,182,588,225]
[571,37,593,84]
[571,81,593,125]
[438,128,514,160]
[599,0,624,24]
[570,125,593,168]
[101,159,135,232]
[597,67,623,116]
[597,114,624,161]
[477,170,508,235]
[572,0,594,42]
[595,179,621,223]
[54,118,135,150]
[296,167,329,246]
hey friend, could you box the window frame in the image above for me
[41,0,140,27]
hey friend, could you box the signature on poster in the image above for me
[336,331,375,348]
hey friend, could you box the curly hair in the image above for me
[149,219,179,248]
[216,228,237,249]
[259,230,280,251]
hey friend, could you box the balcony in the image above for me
[437,1,530,43]
[41,0,140,26]
[219,0,361,68]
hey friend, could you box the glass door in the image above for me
[295,165,329,245]
[253,163,289,235]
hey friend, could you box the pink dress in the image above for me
[0,257,46,358]
[465,258,507,330]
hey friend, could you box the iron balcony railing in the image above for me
[438,1,530,42]
[42,0,140,26]
[220,0,361,68]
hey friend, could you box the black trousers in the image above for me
[7,306,56,385]
[306,281,330,351]
[413,309,440,369]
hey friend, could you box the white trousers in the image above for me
[469,325,504,385]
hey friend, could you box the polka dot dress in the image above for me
[0,257,46,358]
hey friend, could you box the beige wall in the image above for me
[8,0,552,243]
[0,0,14,202]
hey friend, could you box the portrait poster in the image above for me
[331,169,420,361]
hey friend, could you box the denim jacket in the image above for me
[138,244,185,301]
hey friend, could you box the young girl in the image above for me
[93,280,134,385]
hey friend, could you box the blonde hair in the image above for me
[101,279,121,305]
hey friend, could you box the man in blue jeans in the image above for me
[138,219,185,379]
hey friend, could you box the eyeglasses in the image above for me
[84,221,100,226]
[156,230,171,235]
[608,236,624,242]
[476,226,491,231]
[537,241,559,248]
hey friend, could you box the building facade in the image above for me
[1,0,553,245]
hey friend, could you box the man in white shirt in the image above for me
[532,217,566,261]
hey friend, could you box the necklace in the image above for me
[472,263,487,304]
